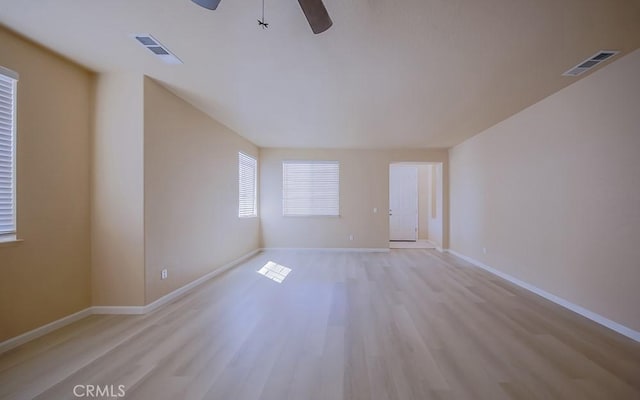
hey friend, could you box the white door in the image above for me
[389,165,418,241]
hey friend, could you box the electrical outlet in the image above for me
[373,207,378,213]
[349,234,354,241]
[161,269,168,280]
[482,247,487,254]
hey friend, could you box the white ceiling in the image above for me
[1,0,639,148]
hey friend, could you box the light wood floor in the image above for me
[1,250,639,400]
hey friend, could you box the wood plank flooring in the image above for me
[1,249,639,400]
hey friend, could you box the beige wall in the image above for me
[0,27,92,341]
[143,78,260,303]
[260,148,448,249]
[91,73,145,306]
[450,49,640,332]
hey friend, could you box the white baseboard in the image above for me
[0,308,93,354]
[261,247,390,253]
[0,248,262,354]
[445,249,640,342]
[91,306,146,315]
[142,248,261,314]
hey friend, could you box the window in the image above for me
[0,67,18,239]
[238,152,257,218]
[282,161,339,216]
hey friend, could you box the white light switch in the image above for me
[373,208,378,213]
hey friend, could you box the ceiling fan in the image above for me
[191,0,332,34]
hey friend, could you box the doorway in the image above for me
[389,162,443,250]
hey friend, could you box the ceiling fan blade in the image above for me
[297,0,333,34]
[191,0,222,10]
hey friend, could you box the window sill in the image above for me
[0,236,23,248]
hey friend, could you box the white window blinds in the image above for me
[282,161,339,216]
[238,152,257,218]
[0,68,17,236]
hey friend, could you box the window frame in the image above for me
[238,152,258,218]
[282,160,340,217]
[0,66,18,242]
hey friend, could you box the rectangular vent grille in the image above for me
[562,50,619,77]
[132,34,182,65]
[135,36,157,46]
[148,46,170,55]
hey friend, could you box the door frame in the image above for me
[388,161,444,248]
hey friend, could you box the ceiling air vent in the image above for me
[132,34,182,65]
[562,50,619,77]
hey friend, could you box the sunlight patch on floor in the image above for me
[257,261,292,283]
